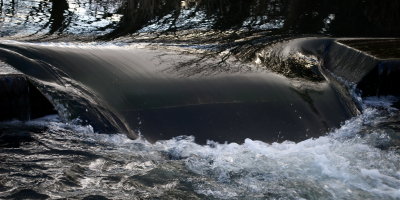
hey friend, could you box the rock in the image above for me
[0,74,57,121]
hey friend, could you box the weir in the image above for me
[1,1,400,199]
[0,38,398,143]
[327,39,400,97]
[289,38,400,97]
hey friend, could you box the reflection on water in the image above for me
[1,0,399,38]
[0,0,122,37]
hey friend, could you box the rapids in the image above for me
[0,96,399,199]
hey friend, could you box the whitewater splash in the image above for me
[0,96,399,199]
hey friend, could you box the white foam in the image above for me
[8,98,399,199]
[148,106,400,199]
[364,96,399,110]
[39,104,395,199]
[88,159,106,171]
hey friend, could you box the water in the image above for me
[1,97,399,199]
[0,41,353,143]
[0,0,122,37]
[1,0,400,199]
[2,0,399,39]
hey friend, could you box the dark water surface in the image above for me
[0,41,352,143]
